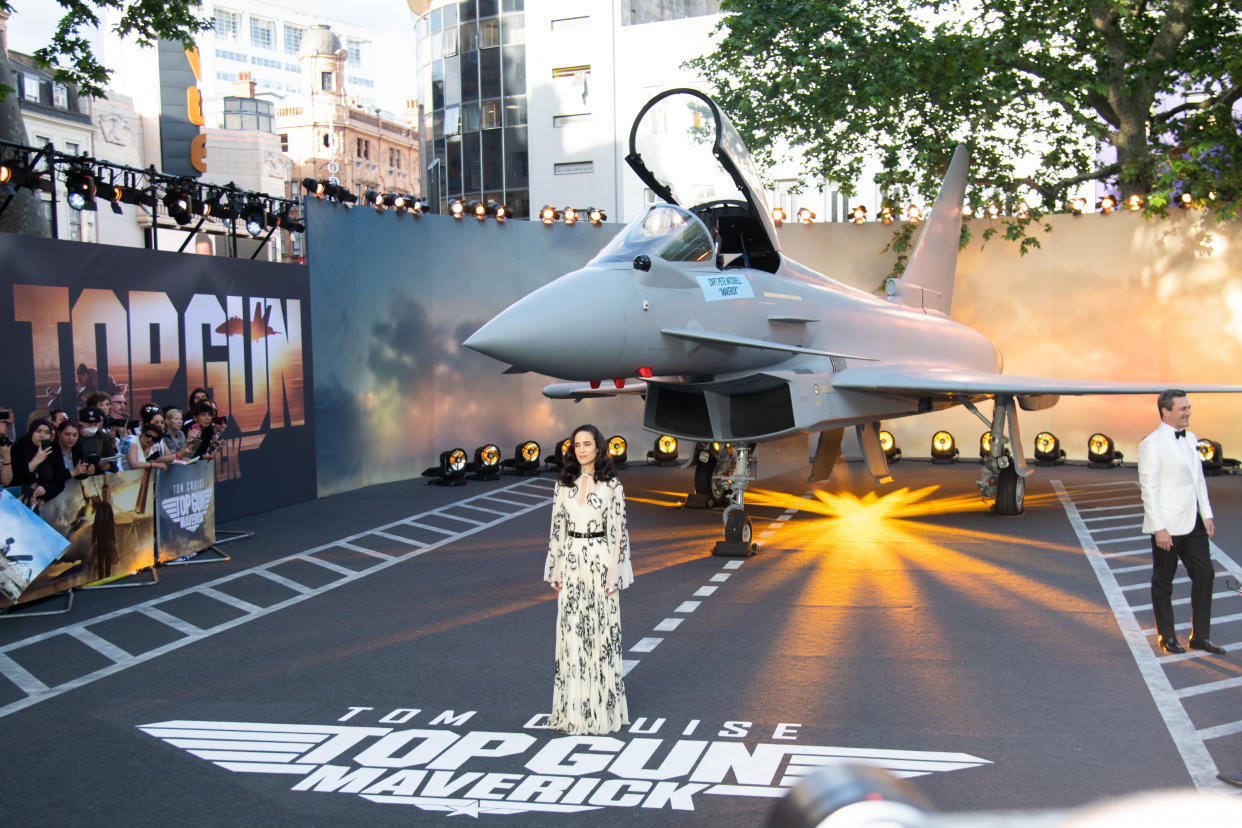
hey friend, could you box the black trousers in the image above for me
[1151,515,1214,641]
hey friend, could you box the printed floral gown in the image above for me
[544,477,634,735]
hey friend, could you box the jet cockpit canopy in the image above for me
[625,88,782,272]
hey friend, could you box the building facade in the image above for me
[275,26,420,207]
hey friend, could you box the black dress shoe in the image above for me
[1189,637,1226,655]
[1159,637,1185,654]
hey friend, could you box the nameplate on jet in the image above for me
[696,274,753,302]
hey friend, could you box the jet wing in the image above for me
[832,365,1242,397]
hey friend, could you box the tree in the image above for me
[0,1,210,236]
[690,0,1242,252]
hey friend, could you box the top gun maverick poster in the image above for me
[1,234,314,521]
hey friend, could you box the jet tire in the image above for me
[994,464,1025,516]
[725,509,752,544]
[694,454,716,496]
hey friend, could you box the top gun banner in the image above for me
[0,234,315,521]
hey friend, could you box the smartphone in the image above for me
[83,454,100,468]
[0,409,10,420]
[40,439,52,451]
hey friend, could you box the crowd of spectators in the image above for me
[2,386,229,513]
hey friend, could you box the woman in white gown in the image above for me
[544,424,633,734]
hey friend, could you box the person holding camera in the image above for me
[11,419,56,508]
[78,407,118,473]
[182,402,224,460]
[46,420,94,500]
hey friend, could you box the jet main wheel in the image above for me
[994,465,1025,516]
[724,509,752,544]
[694,456,716,496]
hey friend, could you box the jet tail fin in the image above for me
[886,144,969,316]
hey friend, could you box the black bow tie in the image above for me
[1175,430,1186,439]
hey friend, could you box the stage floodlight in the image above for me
[1197,439,1224,475]
[163,186,194,225]
[1087,433,1123,467]
[986,202,1000,218]
[1033,431,1066,465]
[65,168,97,212]
[906,204,923,222]
[115,185,155,208]
[94,182,124,214]
[466,199,484,220]
[930,430,958,463]
[450,199,464,219]
[338,188,357,204]
[1097,195,1116,213]
[1126,194,1143,211]
[880,206,894,224]
[546,437,572,470]
[647,434,678,465]
[587,207,605,224]
[410,198,428,215]
[563,207,578,225]
[850,205,867,224]
[1178,192,1195,208]
[979,431,994,458]
[365,189,383,209]
[1069,197,1087,215]
[513,440,541,474]
[203,188,237,219]
[540,205,557,224]
[302,177,324,196]
[488,201,507,221]
[961,204,974,217]
[771,207,786,225]
[879,429,901,463]
[241,201,266,236]
[607,435,628,465]
[471,444,501,479]
[423,447,468,485]
[797,207,815,223]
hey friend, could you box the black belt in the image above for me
[569,531,605,539]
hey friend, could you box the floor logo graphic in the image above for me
[138,713,990,817]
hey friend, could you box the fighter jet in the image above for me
[216,302,281,342]
[465,88,1241,552]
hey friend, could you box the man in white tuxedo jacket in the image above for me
[1138,390,1223,655]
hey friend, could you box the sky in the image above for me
[5,0,418,113]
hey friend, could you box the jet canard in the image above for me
[465,88,1242,552]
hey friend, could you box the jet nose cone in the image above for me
[464,268,635,379]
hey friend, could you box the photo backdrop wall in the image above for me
[0,234,315,521]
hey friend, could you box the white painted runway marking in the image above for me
[675,601,701,613]
[693,586,718,597]
[710,573,731,582]
[631,637,663,653]
[1053,478,1242,791]
[654,618,683,632]
[0,478,556,721]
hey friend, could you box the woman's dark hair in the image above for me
[558,424,616,486]
[55,419,79,435]
[139,403,162,423]
[141,426,164,441]
[188,387,210,409]
[189,401,214,418]
[24,418,53,441]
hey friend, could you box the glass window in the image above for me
[503,95,526,126]
[447,135,462,195]
[479,17,500,48]
[444,105,461,135]
[321,71,334,91]
[431,59,445,110]
[503,0,524,10]
[480,47,500,98]
[214,9,241,41]
[431,7,442,31]
[460,0,476,21]
[68,206,83,241]
[464,130,481,192]
[481,99,501,129]
[501,13,524,45]
[460,21,478,53]
[53,82,69,109]
[284,25,304,54]
[504,126,527,189]
[443,3,458,26]
[347,39,365,64]
[501,45,525,96]
[66,142,79,156]
[481,128,502,191]
[479,0,498,17]
[463,101,480,132]
[442,28,458,58]
[461,47,479,103]
[250,18,275,50]
[21,74,40,101]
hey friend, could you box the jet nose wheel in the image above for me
[724,508,752,544]
[993,465,1025,516]
[715,507,756,557]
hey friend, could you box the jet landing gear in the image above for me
[964,397,1026,517]
[695,443,757,557]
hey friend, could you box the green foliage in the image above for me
[0,0,211,99]
[691,0,1242,240]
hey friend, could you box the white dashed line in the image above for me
[693,586,718,597]
[631,637,663,653]
[654,618,683,632]
[675,601,701,613]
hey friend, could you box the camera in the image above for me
[0,409,10,420]
[104,417,127,429]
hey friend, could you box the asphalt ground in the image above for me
[2,457,1241,826]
